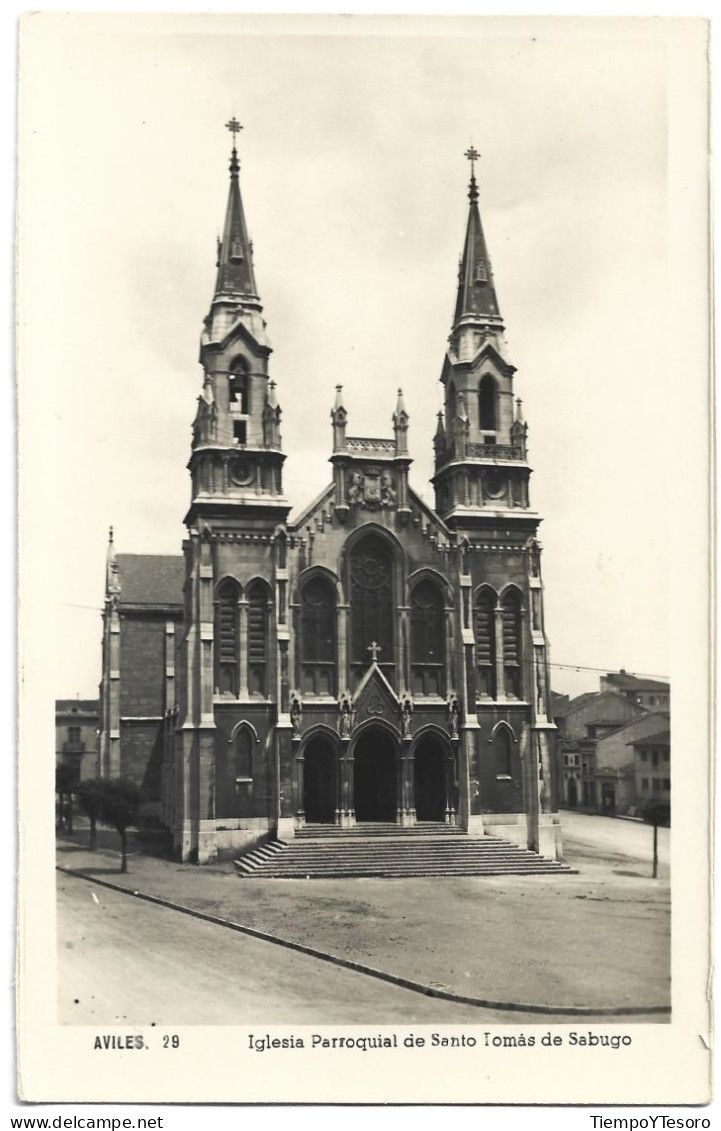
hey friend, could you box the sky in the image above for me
[17,14,708,701]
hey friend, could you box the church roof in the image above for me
[114,554,184,608]
[453,163,501,325]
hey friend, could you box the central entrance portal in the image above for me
[353,729,397,822]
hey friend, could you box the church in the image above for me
[99,123,562,867]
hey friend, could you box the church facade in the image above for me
[101,129,562,865]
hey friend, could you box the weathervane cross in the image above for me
[464,145,480,171]
[226,117,243,140]
[367,641,381,663]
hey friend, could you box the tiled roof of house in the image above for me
[604,671,669,693]
[550,692,571,716]
[565,691,599,713]
[628,729,671,748]
[55,699,99,713]
[115,554,185,607]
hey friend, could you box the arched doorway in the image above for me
[303,737,337,823]
[354,729,396,822]
[414,735,447,822]
[601,782,616,816]
[567,776,578,808]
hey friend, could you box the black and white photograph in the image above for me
[16,12,710,1108]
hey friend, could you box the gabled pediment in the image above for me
[353,662,399,724]
[201,316,271,361]
[444,341,516,378]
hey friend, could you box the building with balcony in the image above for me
[55,698,99,783]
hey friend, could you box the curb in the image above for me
[57,865,670,1019]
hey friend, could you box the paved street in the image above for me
[57,800,670,1025]
[561,810,669,875]
[60,872,597,1026]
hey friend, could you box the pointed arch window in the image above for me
[247,580,270,697]
[501,589,523,698]
[410,580,445,697]
[300,576,337,697]
[235,726,253,780]
[216,579,241,696]
[349,535,394,677]
[474,588,497,699]
[479,374,498,432]
[493,727,513,777]
[229,357,249,415]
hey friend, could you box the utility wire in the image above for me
[56,602,669,681]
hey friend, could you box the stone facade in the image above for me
[55,699,99,782]
[102,136,562,863]
[554,678,670,816]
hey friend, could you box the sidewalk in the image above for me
[57,828,670,1015]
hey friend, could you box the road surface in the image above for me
[60,872,590,1026]
[560,810,669,870]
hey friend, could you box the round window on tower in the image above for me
[484,470,507,500]
[230,458,254,487]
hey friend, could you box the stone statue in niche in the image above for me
[289,690,303,736]
[381,472,397,507]
[399,690,414,738]
[348,473,364,505]
[447,692,460,740]
[338,690,352,737]
[536,656,548,715]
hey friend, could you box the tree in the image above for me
[643,800,670,879]
[55,764,76,833]
[96,778,144,873]
[74,780,107,850]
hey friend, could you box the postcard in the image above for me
[16,13,711,1108]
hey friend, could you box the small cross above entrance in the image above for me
[367,641,381,663]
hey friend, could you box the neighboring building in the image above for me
[553,673,670,816]
[594,712,670,816]
[631,728,671,809]
[99,132,562,864]
[98,547,184,817]
[599,670,670,711]
[55,698,98,782]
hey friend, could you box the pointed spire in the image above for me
[393,387,409,456]
[435,410,445,437]
[456,390,468,423]
[267,379,278,409]
[214,118,259,301]
[515,397,524,424]
[331,385,347,452]
[106,526,120,595]
[454,147,501,325]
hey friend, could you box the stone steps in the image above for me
[295,822,467,839]
[234,829,575,879]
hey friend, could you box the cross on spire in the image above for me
[226,117,243,141]
[464,145,480,203]
[367,641,381,663]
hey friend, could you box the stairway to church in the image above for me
[234,824,575,879]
